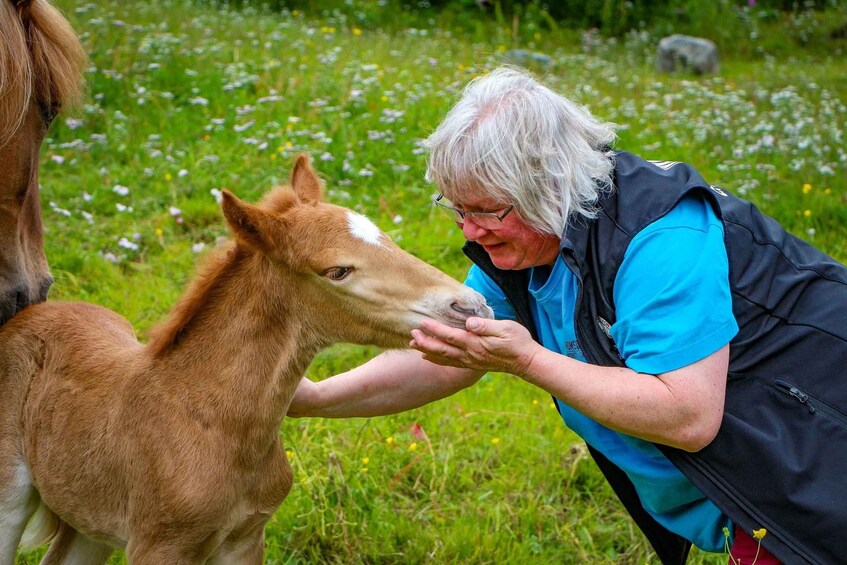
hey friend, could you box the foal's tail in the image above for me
[19,501,58,551]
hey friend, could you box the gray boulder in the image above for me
[656,35,719,75]
[501,49,553,69]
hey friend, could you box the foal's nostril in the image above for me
[450,301,476,316]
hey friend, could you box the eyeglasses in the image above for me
[433,194,514,229]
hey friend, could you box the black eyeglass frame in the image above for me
[433,194,515,226]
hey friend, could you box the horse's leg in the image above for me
[0,458,40,565]
[125,540,203,565]
[207,528,265,565]
[39,521,113,565]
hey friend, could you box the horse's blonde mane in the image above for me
[147,242,245,358]
[0,0,86,146]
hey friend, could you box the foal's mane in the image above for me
[147,242,245,358]
[147,186,300,358]
[0,0,86,145]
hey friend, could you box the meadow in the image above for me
[18,0,847,562]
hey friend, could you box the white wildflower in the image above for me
[118,237,139,251]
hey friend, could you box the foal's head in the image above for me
[220,155,492,349]
[0,0,86,326]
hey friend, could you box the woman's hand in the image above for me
[410,317,540,377]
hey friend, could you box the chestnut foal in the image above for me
[0,156,492,564]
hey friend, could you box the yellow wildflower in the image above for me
[804,209,812,217]
[491,438,500,445]
[753,528,767,540]
[353,28,362,36]
[165,172,172,182]
[285,449,295,460]
[386,436,394,445]
[802,183,812,193]
[361,457,369,465]
[408,442,418,452]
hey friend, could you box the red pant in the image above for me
[728,524,781,564]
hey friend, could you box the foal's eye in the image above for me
[323,267,353,281]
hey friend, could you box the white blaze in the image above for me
[347,212,384,246]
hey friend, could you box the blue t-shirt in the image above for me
[465,194,739,552]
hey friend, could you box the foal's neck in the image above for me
[148,245,317,453]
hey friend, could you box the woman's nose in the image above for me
[461,217,490,240]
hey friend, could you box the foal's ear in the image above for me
[290,153,323,205]
[221,190,279,252]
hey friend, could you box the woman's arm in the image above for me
[287,349,485,418]
[410,317,728,452]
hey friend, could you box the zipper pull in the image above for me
[595,316,623,360]
[596,316,612,339]
[788,387,816,414]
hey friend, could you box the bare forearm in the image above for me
[520,345,727,451]
[288,350,483,418]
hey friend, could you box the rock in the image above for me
[501,49,553,69]
[656,34,719,75]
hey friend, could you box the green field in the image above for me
[17,0,847,562]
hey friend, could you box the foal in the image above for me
[0,156,492,564]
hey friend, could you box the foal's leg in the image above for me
[39,521,113,565]
[0,460,39,565]
[207,530,265,565]
[125,540,203,565]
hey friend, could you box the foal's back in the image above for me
[0,300,141,424]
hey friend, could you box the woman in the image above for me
[289,68,847,564]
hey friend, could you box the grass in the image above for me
[16,0,847,562]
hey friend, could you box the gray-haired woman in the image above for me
[290,67,847,565]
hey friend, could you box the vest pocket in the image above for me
[773,379,847,429]
[697,373,847,562]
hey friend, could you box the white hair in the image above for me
[424,67,618,237]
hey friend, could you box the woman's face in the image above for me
[454,194,561,270]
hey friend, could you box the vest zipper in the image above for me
[774,379,847,427]
[562,250,606,366]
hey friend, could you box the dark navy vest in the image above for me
[465,151,847,564]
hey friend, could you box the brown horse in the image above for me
[0,155,492,564]
[0,0,86,326]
